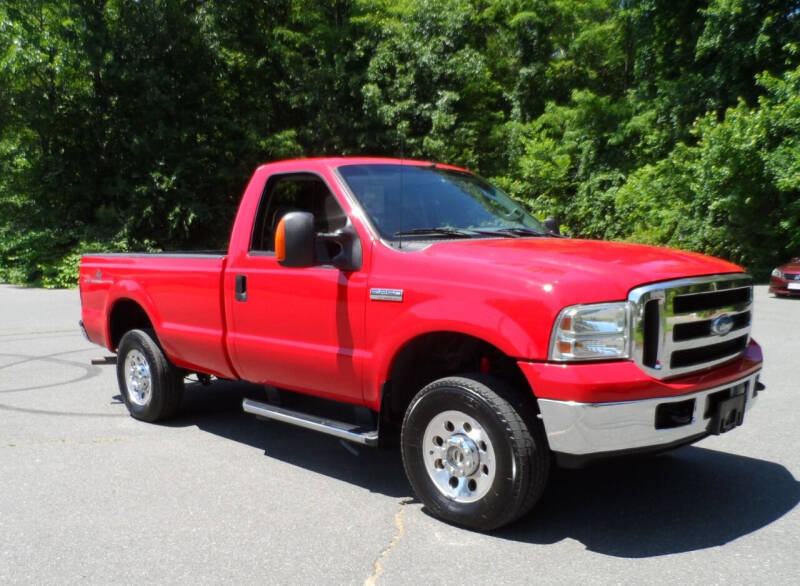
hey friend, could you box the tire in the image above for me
[116,328,184,422]
[400,374,550,530]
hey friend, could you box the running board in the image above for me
[242,398,379,446]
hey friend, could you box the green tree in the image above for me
[1,0,799,286]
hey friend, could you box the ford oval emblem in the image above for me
[710,315,734,336]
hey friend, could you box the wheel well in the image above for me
[381,332,536,431]
[109,299,154,350]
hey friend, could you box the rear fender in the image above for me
[105,280,164,352]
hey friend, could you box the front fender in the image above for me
[364,299,543,409]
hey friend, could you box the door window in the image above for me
[251,173,348,254]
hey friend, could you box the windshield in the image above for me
[337,164,546,240]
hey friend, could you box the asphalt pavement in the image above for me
[1,283,798,585]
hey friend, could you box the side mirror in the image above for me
[544,217,561,236]
[318,218,362,272]
[276,211,315,268]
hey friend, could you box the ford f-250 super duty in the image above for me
[80,157,764,530]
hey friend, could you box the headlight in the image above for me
[772,268,784,279]
[549,302,632,361]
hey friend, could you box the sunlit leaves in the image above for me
[1,0,798,286]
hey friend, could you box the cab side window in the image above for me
[251,173,347,254]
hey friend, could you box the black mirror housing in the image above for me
[277,211,315,268]
[277,211,362,271]
[319,219,362,272]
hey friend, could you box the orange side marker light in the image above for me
[275,218,286,262]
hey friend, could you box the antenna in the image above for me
[399,126,405,249]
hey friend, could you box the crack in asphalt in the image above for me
[5,437,125,448]
[364,498,413,586]
[0,403,127,417]
[0,329,78,338]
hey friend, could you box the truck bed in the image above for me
[80,252,236,378]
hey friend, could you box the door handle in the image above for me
[235,274,247,302]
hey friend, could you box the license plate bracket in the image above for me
[707,393,746,434]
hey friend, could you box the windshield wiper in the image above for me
[471,227,547,238]
[393,227,477,238]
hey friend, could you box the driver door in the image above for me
[226,172,367,403]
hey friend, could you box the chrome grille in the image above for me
[628,274,753,379]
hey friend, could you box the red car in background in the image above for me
[770,258,800,296]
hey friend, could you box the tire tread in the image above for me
[117,328,183,422]
[401,374,550,530]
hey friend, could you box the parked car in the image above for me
[769,257,800,297]
[80,157,763,530]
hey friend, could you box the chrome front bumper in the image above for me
[538,372,761,459]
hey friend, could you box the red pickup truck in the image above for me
[80,157,763,529]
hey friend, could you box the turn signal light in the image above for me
[275,218,286,262]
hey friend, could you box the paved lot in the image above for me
[0,283,798,585]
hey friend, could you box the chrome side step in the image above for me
[242,398,379,446]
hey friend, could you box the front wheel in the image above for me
[116,329,184,422]
[400,375,550,530]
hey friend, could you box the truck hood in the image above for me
[419,237,744,304]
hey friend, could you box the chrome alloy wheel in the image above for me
[124,349,152,406]
[422,409,496,503]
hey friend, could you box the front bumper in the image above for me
[769,276,800,295]
[536,371,761,466]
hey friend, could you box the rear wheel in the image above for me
[116,329,184,422]
[401,374,550,530]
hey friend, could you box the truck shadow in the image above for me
[169,380,799,557]
[168,380,411,498]
[497,447,800,557]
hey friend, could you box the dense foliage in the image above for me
[1,0,798,286]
